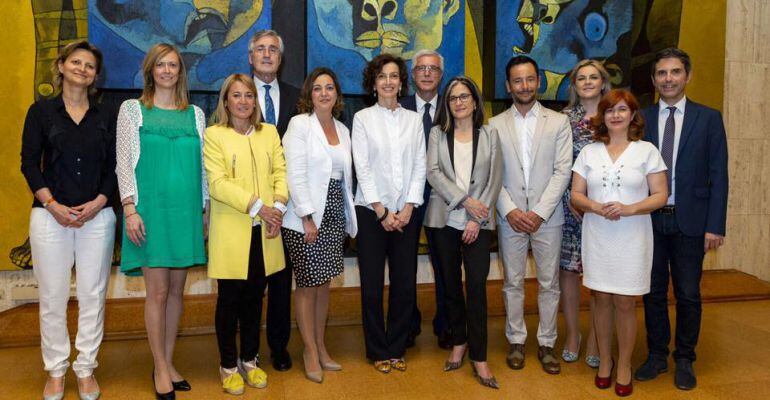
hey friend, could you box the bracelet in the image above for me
[125,211,138,219]
[42,197,56,208]
[376,208,389,222]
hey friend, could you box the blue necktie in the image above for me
[422,103,432,140]
[661,106,676,194]
[263,84,276,125]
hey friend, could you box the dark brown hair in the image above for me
[51,40,103,95]
[590,89,645,144]
[297,67,345,118]
[361,54,408,96]
[435,76,484,134]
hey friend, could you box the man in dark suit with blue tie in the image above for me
[399,49,451,350]
[248,29,300,372]
[635,48,728,390]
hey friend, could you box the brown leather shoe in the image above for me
[506,343,525,370]
[538,346,561,375]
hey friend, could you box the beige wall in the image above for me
[718,0,770,281]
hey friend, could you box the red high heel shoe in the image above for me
[595,359,615,389]
[615,368,633,397]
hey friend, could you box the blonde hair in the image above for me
[51,40,103,95]
[566,59,612,109]
[139,43,189,110]
[211,74,263,130]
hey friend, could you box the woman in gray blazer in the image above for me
[424,76,503,388]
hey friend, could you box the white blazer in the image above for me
[282,113,357,237]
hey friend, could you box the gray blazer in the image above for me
[424,124,503,230]
[489,103,573,228]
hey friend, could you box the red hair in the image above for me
[590,89,645,144]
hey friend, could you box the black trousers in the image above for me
[356,206,420,361]
[215,226,267,369]
[430,226,491,361]
[409,203,450,338]
[643,212,706,362]
[265,239,292,355]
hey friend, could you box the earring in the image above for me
[398,87,401,96]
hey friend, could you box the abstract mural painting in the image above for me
[307,0,465,95]
[494,0,633,100]
[87,0,271,91]
[32,0,89,101]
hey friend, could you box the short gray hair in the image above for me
[248,29,285,54]
[411,49,444,71]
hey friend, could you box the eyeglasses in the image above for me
[414,65,442,74]
[448,93,473,104]
[253,45,280,55]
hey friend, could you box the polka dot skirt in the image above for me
[284,179,346,288]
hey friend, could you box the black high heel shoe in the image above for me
[171,380,191,392]
[152,370,175,400]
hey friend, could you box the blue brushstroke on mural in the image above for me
[307,0,465,95]
[88,0,271,91]
[495,0,632,100]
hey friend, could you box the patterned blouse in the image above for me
[559,104,595,272]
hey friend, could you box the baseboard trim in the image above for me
[1,269,768,348]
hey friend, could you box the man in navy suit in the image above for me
[399,49,451,350]
[248,29,300,372]
[635,48,728,390]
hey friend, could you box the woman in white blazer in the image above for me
[282,67,357,383]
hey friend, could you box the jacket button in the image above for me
[471,180,475,184]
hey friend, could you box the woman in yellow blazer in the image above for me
[203,73,288,395]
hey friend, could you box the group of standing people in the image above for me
[21,27,727,400]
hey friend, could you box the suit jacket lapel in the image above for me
[471,127,480,175]
[646,105,660,147]
[442,129,456,182]
[309,113,331,156]
[503,108,525,168]
[677,100,698,159]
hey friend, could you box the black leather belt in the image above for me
[656,205,675,214]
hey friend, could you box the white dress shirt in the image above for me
[657,96,686,205]
[352,103,426,211]
[254,76,280,122]
[415,94,438,120]
[513,101,541,188]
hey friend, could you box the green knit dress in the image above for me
[120,105,206,276]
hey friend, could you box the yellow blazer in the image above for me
[203,124,288,279]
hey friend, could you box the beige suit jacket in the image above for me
[489,103,573,228]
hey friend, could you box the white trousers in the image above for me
[29,207,115,378]
[498,222,562,347]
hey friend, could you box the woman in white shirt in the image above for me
[352,54,426,373]
[571,89,668,396]
[424,76,503,388]
[282,68,357,383]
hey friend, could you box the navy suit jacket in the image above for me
[400,94,440,211]
[276,81,300,138]
[641,99,728,237]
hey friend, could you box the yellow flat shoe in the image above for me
[220,366,245,395]
[238,358,267,389]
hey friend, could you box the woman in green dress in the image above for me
[116,43,207,400]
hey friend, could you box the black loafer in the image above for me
[674,359,696,390]
[171,380,191,392]
[634,356,668,381]
[271,350,293,371]
[437,331,452,350]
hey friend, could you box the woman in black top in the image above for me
[20,40,116,400]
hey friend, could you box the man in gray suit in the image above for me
[489,55,572,375]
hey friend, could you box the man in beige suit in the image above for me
[489,55,572,375]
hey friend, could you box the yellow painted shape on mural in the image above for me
[193,0,264,47]
[542,70,565,100]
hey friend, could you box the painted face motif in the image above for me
[311,0,460,60]
[508,0,631,99]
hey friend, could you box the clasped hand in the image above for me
[258,206,283,238]
[592,201,634,221]
[505,209,543,233]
